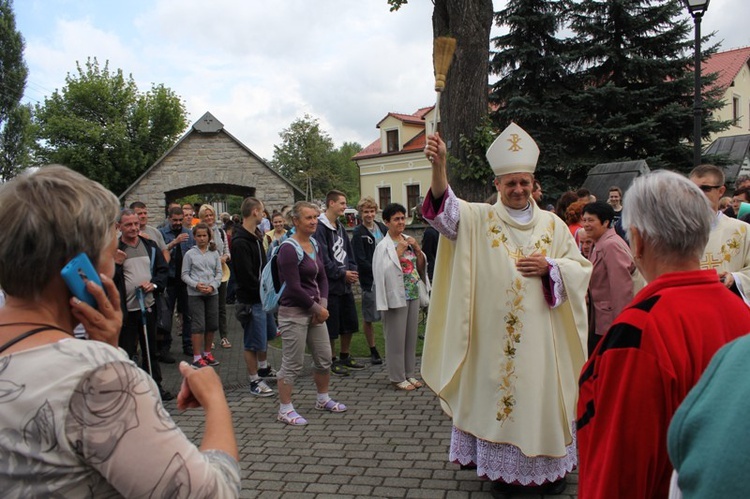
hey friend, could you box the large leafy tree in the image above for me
[270,115,360,202]
[0,0,31,180]
[390,0,494,201]
[491,0,578,198]
[330,141,363,203]
[34,58,187,195]
[567,0,726,173]
[0,103,33,180]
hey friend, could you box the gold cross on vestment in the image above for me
[700,253,724,270]
[508,248,525,263]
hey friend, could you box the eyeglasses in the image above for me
[698,184,723,192]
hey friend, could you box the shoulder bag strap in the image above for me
[0,324,71,353]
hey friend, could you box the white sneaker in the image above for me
[249,379,274,397]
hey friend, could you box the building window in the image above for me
[386,130,399,153]
[733,96,741,126]
[379,187,391,210]
[406,185,421,217]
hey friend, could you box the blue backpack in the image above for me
[260,237,317,313]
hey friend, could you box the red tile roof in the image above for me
[352,138,381,159]
[403,131,426,151]
[355,107,432,160]
[376,106,434,128]
[704,46,750,92]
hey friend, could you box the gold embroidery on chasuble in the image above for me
[701,225,746,269]
[485,212,556,424]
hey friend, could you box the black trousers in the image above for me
[164,281,192,352]
[119,307,163,384]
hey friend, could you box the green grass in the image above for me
[269,300,427,358]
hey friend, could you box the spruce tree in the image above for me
[490,0,580,197]
[568,0,725,172]
[0,0,31,180]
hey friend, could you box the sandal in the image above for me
[220,337,232,348]
[277,409,308,426]
[315,398,348,413]
[407,377,424,389]
[393,380,416,391]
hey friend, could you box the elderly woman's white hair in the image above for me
[0,165,120,300]
[622,170,714,261]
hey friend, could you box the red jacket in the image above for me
[577,269,750,499]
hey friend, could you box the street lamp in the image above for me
[683,0,710,167]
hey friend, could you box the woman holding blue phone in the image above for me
[0,166,240,497]
[182,222,223,368]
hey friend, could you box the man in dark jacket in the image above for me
[114,209,172,400]
[159,206,195,357]
[351,196,385,365]
[233,197,277,397]
[314,190,361,376]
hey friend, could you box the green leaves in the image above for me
[33,58,187,195]
[0,0,30,181]
[270,115,361,203]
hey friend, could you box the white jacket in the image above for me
[373,234,429,311]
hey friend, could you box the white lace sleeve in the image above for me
[65,361,240,498]
[425,186,461,241]
[546,257,567,308]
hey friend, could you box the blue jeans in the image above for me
[237,302,277,352]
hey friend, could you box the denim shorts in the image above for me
[361,288,381,323]
[236,302,277,352]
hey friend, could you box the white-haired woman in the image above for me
[0,166,239,497]
[577,170,750,499]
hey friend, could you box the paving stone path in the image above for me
[159,305,579,498]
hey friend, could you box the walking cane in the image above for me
[136,287,153,377]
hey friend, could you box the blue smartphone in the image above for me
[61,253,102,308]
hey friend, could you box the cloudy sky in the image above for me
[14,0,750,161]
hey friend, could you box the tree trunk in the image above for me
[433,0,494,202]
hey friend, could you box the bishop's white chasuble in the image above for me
[422,199,591,458]
[700,213,750,303]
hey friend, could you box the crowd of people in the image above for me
[5,120,750,497]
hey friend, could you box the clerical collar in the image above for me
[505,202,533,224]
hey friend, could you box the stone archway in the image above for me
[120,112,303,221]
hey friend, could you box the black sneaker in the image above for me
[339,356,365,370]
[370,351,383,365]
[249,379,274,397]
[158,386,174,401]
[158,350,176,364]
[330,361,350,376]
[258,366,277,379]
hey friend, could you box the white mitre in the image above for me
[486,122,539,176]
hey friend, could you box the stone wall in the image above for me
[122,131,296,219]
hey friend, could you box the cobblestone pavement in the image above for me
[159,306,579,498]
